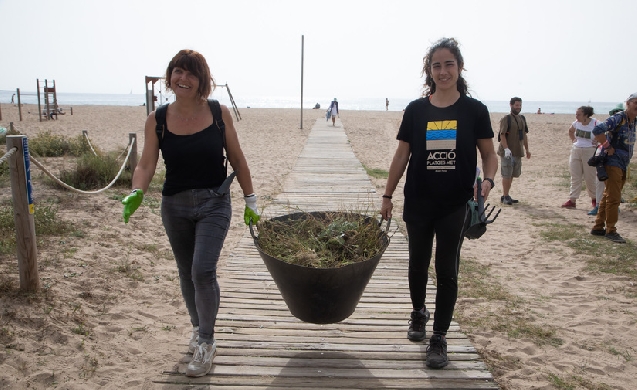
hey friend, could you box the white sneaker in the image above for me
[188,326,199,354]
[185,341,216,377]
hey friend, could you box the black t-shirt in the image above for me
[397,95,493,220]
[160,123,226,196]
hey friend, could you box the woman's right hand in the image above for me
[381,197,393,220]
[122,189,144,223]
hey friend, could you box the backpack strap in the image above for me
[506,114,527,141]
[520,115,528,133]
[207,99,228,173]
[155,104,169,147]
[519,114,528,140]
[498,114,512,142]
[155,101,228,173]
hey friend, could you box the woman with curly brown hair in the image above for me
[381,38,498,369]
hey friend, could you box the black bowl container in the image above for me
[251,211,390,324]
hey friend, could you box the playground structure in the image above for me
[144,76,241,121]
[38,79,58,121]
[13,79,68,122]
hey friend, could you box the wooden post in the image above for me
[0,100,3,121]
[17,88,23,122]
[7,135,39,292]
[300,35,304,129]
[129,133,138,174]
[44,79,50,121]
[36,79,42,122]
[70,107,73,115]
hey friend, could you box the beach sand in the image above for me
[1,103,636,389]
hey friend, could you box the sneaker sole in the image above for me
[407,309,430,342]
[185,349,217,377]
[426,359,449,369]
[407,333,426,342]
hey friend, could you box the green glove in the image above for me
[243,194,261,225]
[122,189,143,223]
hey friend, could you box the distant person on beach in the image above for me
[562,106,599,211]
[537,107,542,114]
[328,98,339,126]
[386,98,389,111]
[122,49,260,377]
[11,94,15,104]
[380,37,498,369]
[498,97,531,205]
[590,92,637,243]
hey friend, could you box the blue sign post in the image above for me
[21,137,34,214]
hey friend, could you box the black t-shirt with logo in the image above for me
[397,95,493,220]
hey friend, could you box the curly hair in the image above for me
[165,49,216,99]
[421,37,468,97]
[578,105,594,117]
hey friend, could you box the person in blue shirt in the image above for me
[590,92,637,243]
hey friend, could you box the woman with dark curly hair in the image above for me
[381,37,498,369]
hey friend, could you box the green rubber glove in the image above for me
[122,189,143,223]
[243,194,261,225]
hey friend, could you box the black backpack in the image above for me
[498,114,528,142]
[154,99,228,173]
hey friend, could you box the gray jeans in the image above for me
[161,188,231,344]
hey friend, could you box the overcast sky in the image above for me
[1,0,635,103]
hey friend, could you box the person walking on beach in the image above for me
[498,97,531,205]
[561,106,599,210]
[386,98,389,111]
[590,92,637,243]
[328,98,339,126]
[380,37,498,369]
[121,49,260,377]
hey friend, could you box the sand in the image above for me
[1,102,636,389]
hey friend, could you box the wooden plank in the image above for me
[153,117,496,389]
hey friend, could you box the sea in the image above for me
[0,90,622,115]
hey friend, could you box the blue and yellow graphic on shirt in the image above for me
[426,120,457,170]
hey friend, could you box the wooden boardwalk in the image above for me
[154,118,498,389]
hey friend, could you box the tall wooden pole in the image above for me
[7,135,39,292]
[17,88,23,122]
[300,35,304,129]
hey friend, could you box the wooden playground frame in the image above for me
[14,79,67,122]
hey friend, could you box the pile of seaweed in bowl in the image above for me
[256,211,387,268]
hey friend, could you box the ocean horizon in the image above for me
[0,90,623,115]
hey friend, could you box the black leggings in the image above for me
[405,203,469,335]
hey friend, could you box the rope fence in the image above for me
[0,146,18,165]
[82,130,99,156]
[4,132,138,291]
[30,137,135,194]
